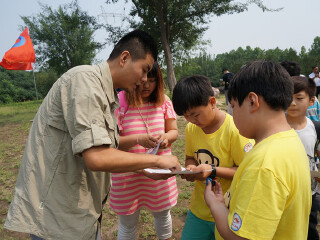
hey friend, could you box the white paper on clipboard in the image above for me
[144,167,212,175]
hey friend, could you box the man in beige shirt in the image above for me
[4,30,181,240]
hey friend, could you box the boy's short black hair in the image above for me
[280,60,301,76]
[172,75,214,116]
[108,29,158,62]
[228,60,293,111]
[291,76,316,99]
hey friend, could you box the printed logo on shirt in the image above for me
[231,213,242,231]
[194,149,220,166]
[244,143,253,152]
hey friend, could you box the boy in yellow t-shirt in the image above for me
[204,60,312,240]
[172,75,253,240]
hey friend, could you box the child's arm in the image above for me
[182,157,238,182]
[216,167,238,179]
[158,118,178,149]
[181,155,200,182]
[204,181,248,240]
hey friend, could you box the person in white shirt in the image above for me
[309,65,320,98]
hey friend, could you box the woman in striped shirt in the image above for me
[110,62,179,240]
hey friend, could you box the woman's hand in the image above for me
[137,134,158,148]
[156,134,169,149]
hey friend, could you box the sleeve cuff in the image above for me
[72,124,112,155]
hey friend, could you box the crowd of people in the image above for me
[3,30,320,240]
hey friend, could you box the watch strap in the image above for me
[209,164,216,179]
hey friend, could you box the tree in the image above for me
[21,1,104,75]
[105,0,280,92]
[309,36,320,57]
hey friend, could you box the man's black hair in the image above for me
[228,60,293,111]
[292,76,316,99]
[312,65,318,70]
[172,75,214,116]
[108,29,158,62]
[280,60,301,76]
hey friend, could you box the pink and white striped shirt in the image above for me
[109,99,178,215]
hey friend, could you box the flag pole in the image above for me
[32,69,39,104]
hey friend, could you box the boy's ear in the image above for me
[309,96,316,106]
[209,96,216,107]
[248,92,259,113]
[119,51,131,67]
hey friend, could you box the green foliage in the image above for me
[175,35,320,87]
[309,36,320,57]
[105,0,276,62]
[0,68,36,103]
[0,67,59,104]
[105,0,279,91]
[21,1,104,75]
[35,71,58,97]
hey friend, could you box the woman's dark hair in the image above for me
[228,60,293,111]
[172,75,214,116]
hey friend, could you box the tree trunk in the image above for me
[161,37,176,92]
[154,0,176,92]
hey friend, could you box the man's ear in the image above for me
[248,92,259,113]
[119,51,131,67]
[310,96,316,106]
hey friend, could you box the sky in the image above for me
[1,0,319,63]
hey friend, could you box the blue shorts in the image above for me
[181,210,215,240]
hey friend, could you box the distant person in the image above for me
[110,62,178,240]
[309,65,320,98]
[280,60,301,77]
[172,75,253,240]
[204,60,311,239]
[281,60,320,121]
[4,30,181,240]
[222,68,234,115]
[286,76,320,240]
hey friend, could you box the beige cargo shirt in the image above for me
[4,61,119,240]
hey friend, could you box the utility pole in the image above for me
[97,6,125,26]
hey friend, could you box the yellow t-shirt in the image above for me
[185,113,253,222]
[226,129,311,240]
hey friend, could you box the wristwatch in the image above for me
[209,164,216,179]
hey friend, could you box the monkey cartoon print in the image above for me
[194,149,220,166]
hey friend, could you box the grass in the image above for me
[0,96,223,240]
[0,101,41,126]
[1,94,319,239]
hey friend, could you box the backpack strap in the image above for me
[311,120,320,142]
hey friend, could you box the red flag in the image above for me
[0,28,36,70]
